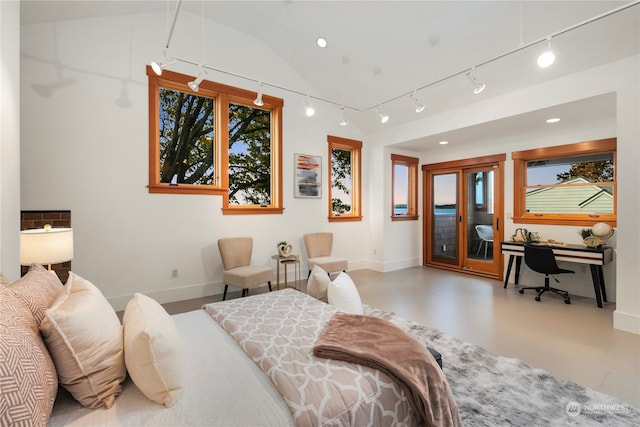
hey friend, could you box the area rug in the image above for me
[363,305,639,427]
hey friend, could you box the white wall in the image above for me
[19,11,369,310]
[367,56,639,334]
[18,10,640,334]
[0,0,21,281]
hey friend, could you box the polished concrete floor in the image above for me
[159,266,640,408]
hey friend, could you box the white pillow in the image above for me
[123,293,184,407]
[307,264,330,302]
[40,272,126,409]
[327,272,363,314]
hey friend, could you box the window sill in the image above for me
[221,207,284,215]
[391,215,419,221]
[148,185,226,196]
[328,215,363,223]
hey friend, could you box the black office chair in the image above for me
[518,244,574,304]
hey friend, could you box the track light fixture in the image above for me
[338,105,348,126]
[253,82,264,106]
[466,68,486,94]
[150,55,177,76]
[537,37,555,68]
[410,90,425,113]
[304,95,315,117]
[187,67,206,92]
[376,104,389,124]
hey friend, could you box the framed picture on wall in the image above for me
[294,153,322,198]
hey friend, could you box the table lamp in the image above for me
[20,224,74,270]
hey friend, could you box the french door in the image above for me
[422,155,505,279]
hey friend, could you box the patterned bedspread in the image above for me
[204,289,418,427]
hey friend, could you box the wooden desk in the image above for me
[501,241,613,308]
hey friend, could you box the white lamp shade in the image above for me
[20,227,74,266]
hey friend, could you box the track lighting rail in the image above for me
[365,0,639,111]
[152,0,638,118]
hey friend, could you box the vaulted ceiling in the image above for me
[21,1,640,138]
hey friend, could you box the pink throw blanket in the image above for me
[313,312,463,427]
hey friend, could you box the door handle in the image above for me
[496,218,499,231]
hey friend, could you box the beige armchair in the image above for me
[217,237,272,301]
[303,232,348,278]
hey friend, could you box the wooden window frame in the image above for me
[221,94,283,215]
[512,138,616,226]
[147,66,283,214]
[391,154,419,221]
[328,135,362,222]
[147,66,223,196]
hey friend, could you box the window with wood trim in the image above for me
[391,154,419,221]
[147,66,283,214]
[512,138,616,226]
[328,135,362,222]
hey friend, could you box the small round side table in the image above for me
[271,254,300,290]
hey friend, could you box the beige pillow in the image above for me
[40,272,126,409]
[327,272,363,314]
[123,293,184,407]
[307,264,330,302]
[6,263,63,325]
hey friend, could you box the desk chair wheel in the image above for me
[535,296,541,301]
[564,298,571,304]
[518,289,525,294]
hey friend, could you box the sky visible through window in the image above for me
[393,164,409,214]
[527,165,567,186]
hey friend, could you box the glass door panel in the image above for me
[462,166,500,276]
[431,172,458,266]
[423,155,504,280]
[466,169,494,262]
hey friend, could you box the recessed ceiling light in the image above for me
[439,141,449,145]
[546,118,560,123]
[316,37,327,48]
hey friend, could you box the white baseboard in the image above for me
[613,309,640,335]
[301,258,418,274]
[108,281,224,312]
[382,257,421,272]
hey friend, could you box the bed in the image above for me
[48,288,443,426]
[2,265,457,426]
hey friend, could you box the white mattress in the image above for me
[48,309,294,426]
